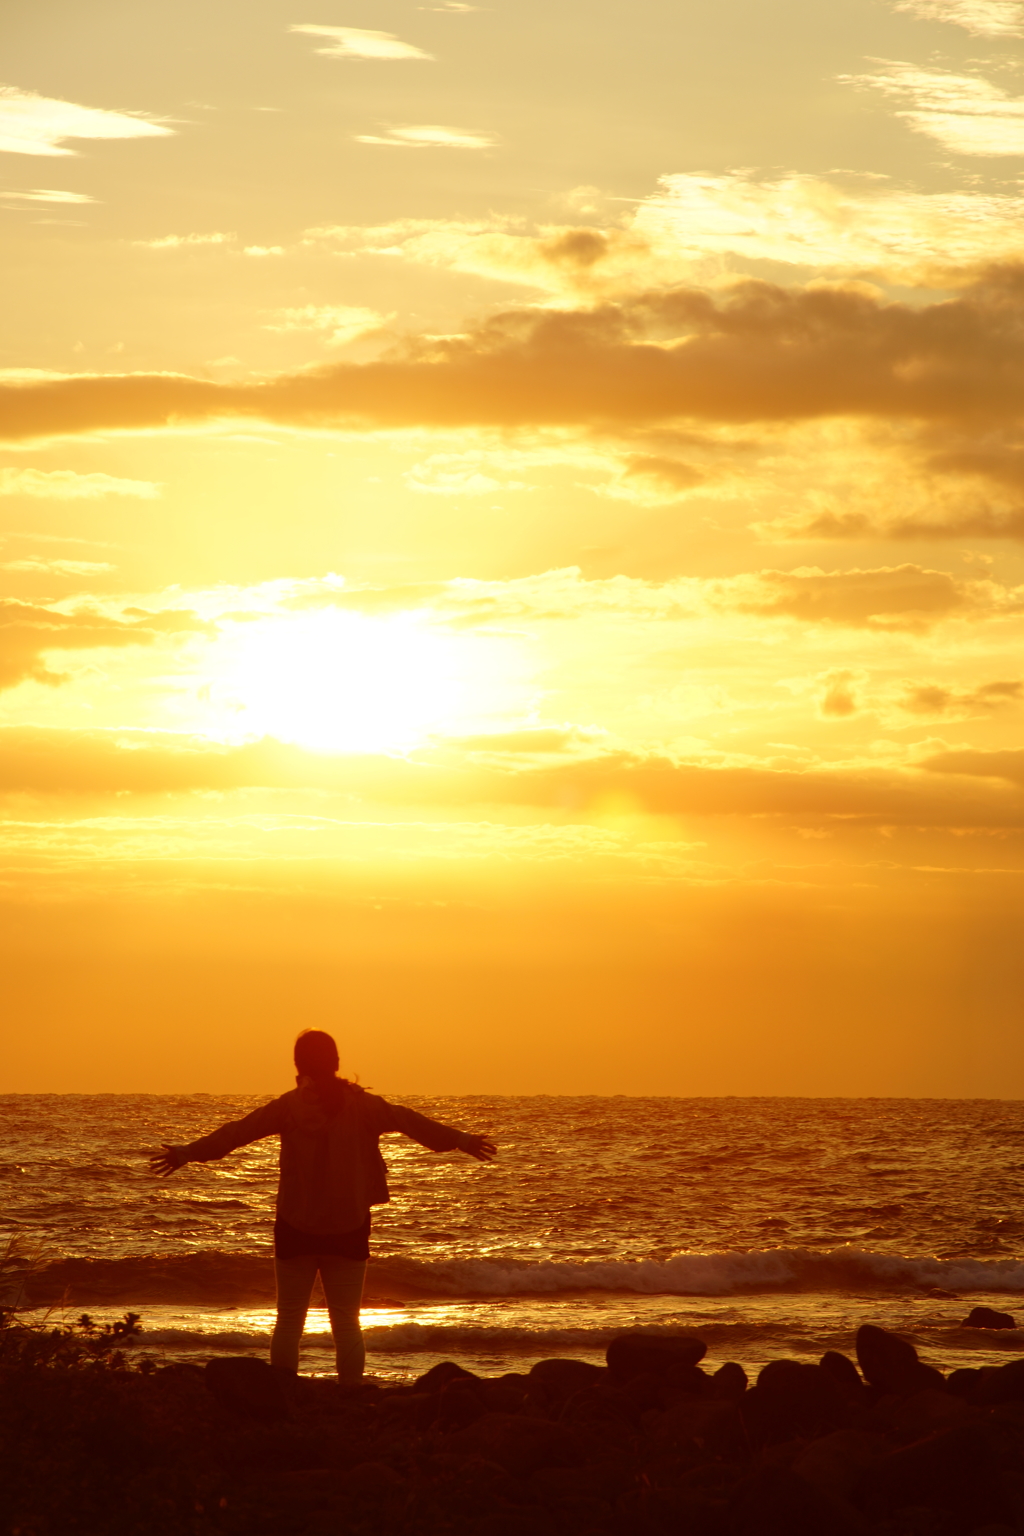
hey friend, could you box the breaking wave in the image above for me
[26,1246,1024,1305]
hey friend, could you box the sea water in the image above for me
[4,1094,1024,1381]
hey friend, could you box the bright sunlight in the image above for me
[202,608,528,752]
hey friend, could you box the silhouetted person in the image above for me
[150,1030,496,1383]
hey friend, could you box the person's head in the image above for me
[294,1028,340,1082]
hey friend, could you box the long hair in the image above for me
[294,1029,353,1115]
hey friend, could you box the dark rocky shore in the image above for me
[6,1321,1024,1535]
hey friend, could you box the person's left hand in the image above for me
[462,1134,497,1162]
[149,1144,184,1177]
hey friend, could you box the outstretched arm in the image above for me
[148,1097,286,1177]
[370,1096,497,1161]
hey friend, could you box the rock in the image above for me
[645,1397,749,1462]
[962,1305,1016,1330]
[606,1329,706,1383]
[444,1411,583,1477]
[744,1360,853,1443]
[526,1357,605,1410]
[436,1375,488,1429]
[712,1361,748,1400]
[868,1385,973,1441]
[862,1419,1017,1526]
[855,1323,945,1396]
[820,1350,864,1396]
[948,1366,984,1400]
[792,1428,885,1503]
[203,1356,293,1422]
[971,1358,1024,1406]
[416,1360,480,1392]
[726,1463,867,1536]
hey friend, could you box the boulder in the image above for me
[862,1418,1017,1525]
[436,1375,488,1429]
[606,1329,706,1384]
[792,1428,886,1503]
[203,1356,293,1422]
[820,1350,864,1396]
[744,1360,853,1443]
[726,1463,867,1536]
[645,1397,749,1462]
[971,1358,1024,1406]
[444,1411,583,1477]
[416,1360,480,1392]
[855,1323,945,1396]
[526,1357,605,1410]
[712,1361,748,1400]
[962,1305,1016,1330]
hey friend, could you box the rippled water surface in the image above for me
[4,1094,1024,1378]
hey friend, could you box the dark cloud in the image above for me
[728,564,1007,631]
[0,601,214,691]
[818,671,860,717]
[619,454,705,494]
[898,679,1023,716]
[770,506,1024,543]
[4,726,1024,828]
[919,747,1024,787]
[7,273,1024,441]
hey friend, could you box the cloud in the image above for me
[817,669,861,717]
[636,172,1024,284]
[0,468,159,499]
[9,275,1024,441]
[243,246,284,257]
[893,0,1024,35]
[0,86,172,158]
[354,125,495,149]
[290,25,432,60]
[3,725,1023,828]
[919,746,1024,784]
[845,63,1024,156]
[404,451,529,495]
[725,564,1020,630]
[897,678,1024,717]
[1,559,116,575]
[135,232,234,249]
[0,187,96,204]
[0,601,214,691]
[599,454,706,503]
[265,305,391,344]
[761,505,1024,543]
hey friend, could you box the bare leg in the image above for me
[270,1253,319,1372]
[318,1256,367,1383]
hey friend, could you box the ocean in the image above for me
[4,1093,1024,1382]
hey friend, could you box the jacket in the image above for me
[173,1083,473,1234]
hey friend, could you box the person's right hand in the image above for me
[149,1144,184,1177]
[461,1134,497,1162]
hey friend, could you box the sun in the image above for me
[202,607,520,753]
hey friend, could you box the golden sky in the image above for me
[4,0,1024,1095]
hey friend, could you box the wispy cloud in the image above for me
[135,231,234,248]
[845,62,1024,156]
[1,558,116,575]
[0,187,96,204]
[0,86,172,158]
[0,468,159,500]
[637,171,1024,280]
[893,0,1024,35]
[355,124,495,148]
[290,24,433,60]
[265,304,390,343]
